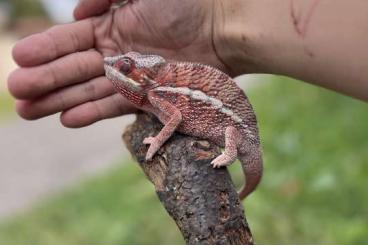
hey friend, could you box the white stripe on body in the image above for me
[153,86,248,128]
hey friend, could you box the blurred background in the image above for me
[0,0,367,244]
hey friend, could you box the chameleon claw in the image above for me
[143,137,160,161]
[211,160,221,168]
[145,153,153,161]
[145,145,159,161]
[211,154,234,168]
[211,162,223,168]
[143,136,155,145]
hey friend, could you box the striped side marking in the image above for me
[153,86,247,126]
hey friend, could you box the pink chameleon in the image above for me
[104,52,263,200]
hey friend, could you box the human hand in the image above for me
[8,0,229,127]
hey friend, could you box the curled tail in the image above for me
[238,146,263,200]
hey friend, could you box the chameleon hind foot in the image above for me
[211,126,238,168]
[211,153,236,168]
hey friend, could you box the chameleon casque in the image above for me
[104,52,263,200]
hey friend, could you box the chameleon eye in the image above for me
[119,59,132,74]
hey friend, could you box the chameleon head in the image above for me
[104,52,166,94]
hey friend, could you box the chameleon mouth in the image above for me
[104,56,123,66]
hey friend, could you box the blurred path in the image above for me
[0,34,16,91]
[0,115,134,219]
[0,25,137,220]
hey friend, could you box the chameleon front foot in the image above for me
[143,136,160,160]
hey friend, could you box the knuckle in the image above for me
[69,28,82,52]
[45,63,59,90]
[73,53,90,77]
[43,30,59,60]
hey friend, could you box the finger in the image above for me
[74,0,112,20]
[60,93,137,128]
[12,19,94,67]
[8,50,103,99]
[15,76,115,120]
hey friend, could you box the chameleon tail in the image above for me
[238,147,263,200]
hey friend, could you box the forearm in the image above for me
[214,0,368,101]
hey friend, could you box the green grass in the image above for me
[244,77,368,245]
[0,91,15,120]
[0,163,184,245]
[0,76,367,244]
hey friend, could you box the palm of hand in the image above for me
[8,0,224,128]
[97,1,220,64]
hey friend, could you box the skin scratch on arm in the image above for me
[290,0,321,38]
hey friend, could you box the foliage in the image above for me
[0,91,15,120]
[0,163,184,245]
[0,0,45,19]
[243,76,368,245]
[0,76,367,244]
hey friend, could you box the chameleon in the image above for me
[104,52,263,200]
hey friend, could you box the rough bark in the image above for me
[123,113,254,245]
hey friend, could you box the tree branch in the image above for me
[123,113,254,245]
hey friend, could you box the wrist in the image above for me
[212,0,265,76]
[213,0,298,77]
